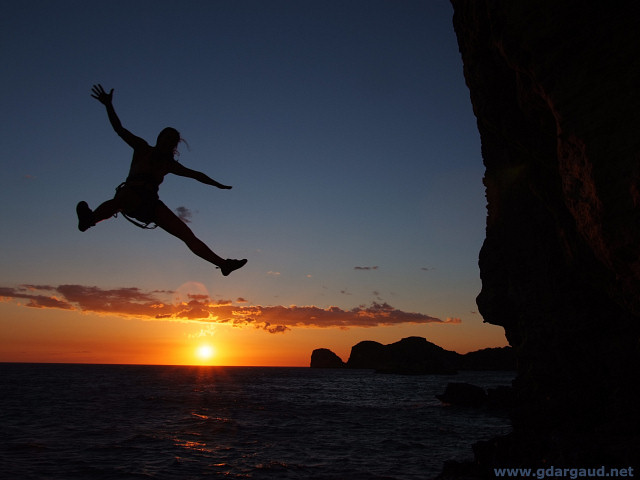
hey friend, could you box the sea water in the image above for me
[0,364,514,479]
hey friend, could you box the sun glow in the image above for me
[196,344,215,363]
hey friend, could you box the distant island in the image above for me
[310,336,515,374]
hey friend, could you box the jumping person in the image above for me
[76,84,247,276]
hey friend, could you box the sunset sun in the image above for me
[196,344,215,363]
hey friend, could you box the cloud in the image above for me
[0,285,74,310]
[175,206,192,223]
[261,322,290,334]
[188,325,217,339]
[0,284,455,334]
[354,266,378,270]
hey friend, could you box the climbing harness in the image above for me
[114,182,158,230]
[117,212,157,230]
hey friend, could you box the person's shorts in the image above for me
[115,183,164,224]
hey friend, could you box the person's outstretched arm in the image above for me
[91,84,146,149]
[171,163,232,189]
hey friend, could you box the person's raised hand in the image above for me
[91,84,114,105]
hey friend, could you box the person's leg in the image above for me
[76,197,123,231]
[154,202,226,266]
[93,199,122,222]
[154,202,247,275]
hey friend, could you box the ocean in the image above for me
[0,364,514,479]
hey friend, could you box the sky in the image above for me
[0,0,507,366]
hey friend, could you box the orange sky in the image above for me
[0,299,507,366]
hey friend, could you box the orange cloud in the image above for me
[0,285,74,310]
[0,284,457,334]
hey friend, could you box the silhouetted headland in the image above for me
[310,336,515,374]
[309,348,346,369]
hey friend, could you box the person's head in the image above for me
[156,127,181,155]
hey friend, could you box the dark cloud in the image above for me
[55,285,163,317]
[260,322,290,334]
[0,284,455,333]
[175,206,192,223]
[354,266,379,271]
[0,285,74,310]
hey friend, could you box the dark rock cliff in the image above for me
[311,337,515,373]
[310,348,345,368]
[347,336,459,374]
[449,0,640,471]
[456,346,515,371]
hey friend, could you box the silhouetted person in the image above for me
[76,84,247,276]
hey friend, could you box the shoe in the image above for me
[220,258,247,276]
[76,201,95,232]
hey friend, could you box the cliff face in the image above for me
[451,0,640,467]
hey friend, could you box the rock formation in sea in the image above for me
[456,346,515,371]
[310,337,515,373]
[447,0,640,472]
[310,348,345,368]
[347,336,459,374]
[436,382,487,408]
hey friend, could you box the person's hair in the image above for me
[157,127,189,157]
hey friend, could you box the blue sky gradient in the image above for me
[0,0,507,363]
